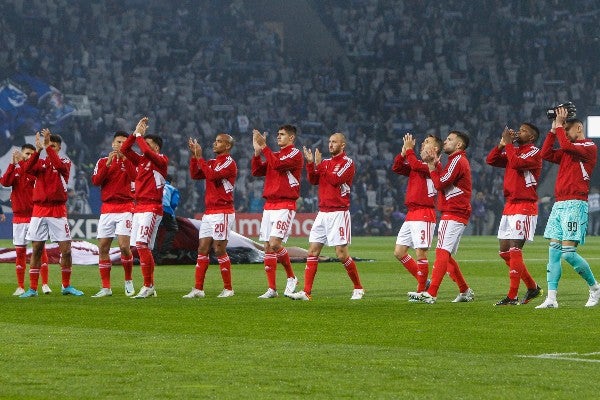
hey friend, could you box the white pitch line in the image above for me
[518,352,600,363]
[462,258,600,263]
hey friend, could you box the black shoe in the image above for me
[495,296,519,306]
[521,285,543,304]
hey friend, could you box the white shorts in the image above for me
[199,213,235,241]
[97,212,133,239]
[26,216,72,242]
[130,212,162,249]
[435,219,466,254]
[309,210,351,246]
[396,220,436,249]
[497,214,537,242]
[13,223,29,246]
[259,209,295,242]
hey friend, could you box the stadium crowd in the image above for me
[1,0,600,235]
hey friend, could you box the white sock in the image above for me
[547,289,557,301]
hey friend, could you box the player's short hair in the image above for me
[332,132,347,143]
[21,143,36,151]
[49,134,62,145]
[145,134,163,150]
[522,122,540,141]
[279,124,297,138]
[566,118,583,125]
[450,130,469,149]
[114,130,129,139]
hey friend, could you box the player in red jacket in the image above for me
[289,132,364,300]
[19,129,84,297]
[536,106,600,308]
[410,130,474,304]
[90,131,137,297]
[486,124,543,306]
[183,133,237,299]
[0,143,51,295]
[121,117,168,299]
[251,125,303,298]
[392,133,442,298]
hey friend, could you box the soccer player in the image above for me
[391,133,442,299]
[289,132,364,301]
[121,117,168,299]
[183,133,237,298]
[20,129,84,297]
[90,131,137,297]
[410,130,474,304]
[536,106,600,308]
[486,124,543,306]
[152,174,180,264]
[251,125,303,298]
[0,144,51,295]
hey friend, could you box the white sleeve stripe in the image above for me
[214,157,233,171]
[518,148,540,159]
[336,158,353,177]
[439,155,460,182]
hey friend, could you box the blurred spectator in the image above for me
[471,191,488,235]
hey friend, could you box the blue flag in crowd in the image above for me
[0,74,75,140]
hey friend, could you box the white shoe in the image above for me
[351,288,364,300]
[407,291,422,302]
[289,290,311,301]
[535,297,559,309]
[133,286,157,299]
[13,287,25,296]
[217,289,235,298]
[284,276,298,297]
[585,286,600,307]
[418,292,436,304]
[42,284,52,294]
[124,280,135,297]
[182,288,205,298]
[92,288,113,298]
[452,287,475,302]
[258,288,278,298]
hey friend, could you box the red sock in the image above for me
[99,259,112,288]
[264,252,277,290]
[428,248,450,297]
[416,259,429,292]
[40,247,49,285]
[276,247,295,278]
[136,243,153,287]
[61,266,71,288]
[29,267,40,290]
[195,254,210,290]
[303,256,319,294]
[399,254,419,279]
[218,254,232,290]
[448,256,468,293]
[149,253,156,286]
[15,246,27,288]
[121,255,134,281]
[499,250,511,267]
[512,249,536,289]
[343,257,362,289]
[507,248,524,298]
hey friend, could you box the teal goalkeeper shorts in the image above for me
[544,200,589,244]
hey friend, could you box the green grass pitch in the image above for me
[1,235,600,399]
